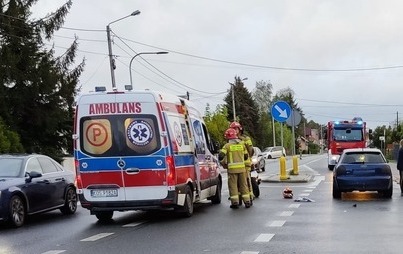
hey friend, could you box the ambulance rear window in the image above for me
[79,114,161,157]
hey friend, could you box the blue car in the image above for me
[0,154,77,227]
[332,148,393,199]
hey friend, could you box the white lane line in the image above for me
[299,193,310,197]
[80,233,114,242]
[41,251,66,254]
[303,189,313,192]
[301,164,321,175]
[269,220,286,227]
[254,234,275,242]
[280,211,294,216]
[289,204,300,208]
[240,252,259,254]
[123,221,146,227]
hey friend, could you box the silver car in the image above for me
[251,147,265,172]
[261,146,286,159]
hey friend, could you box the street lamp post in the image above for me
[229,77,247,122]
[107,10,141,91]
[129,51,168,88]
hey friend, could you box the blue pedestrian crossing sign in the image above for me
[270,101,291,122]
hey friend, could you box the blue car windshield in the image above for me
[0,158,23,177]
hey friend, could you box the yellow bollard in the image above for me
[279,156,288,180]
[292,156,299,175]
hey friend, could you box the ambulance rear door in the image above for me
[76,92,169,203]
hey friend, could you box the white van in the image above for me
[73,89,222,221]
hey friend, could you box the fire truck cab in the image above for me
[325,117,371,170]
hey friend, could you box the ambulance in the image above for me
[73,88,222,221]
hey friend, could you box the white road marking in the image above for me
[299,193,310,197]
[80,233,114,242]
[304,157,324,165]
[289,204,300,208]
[41,251,66,254]
[301,164,321,175]
[303,189,313,192]
[269,220,286,227]
[241,251,259,254]
[123,221,146,227]
[308,175,325,187]
[280,211,294,216]
[254,233,275,242]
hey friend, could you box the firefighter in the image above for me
[219,128,251,209]
[230,121,254,200]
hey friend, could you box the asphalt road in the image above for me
[1,154,402,254]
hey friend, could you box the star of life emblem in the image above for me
[127,120,153,146]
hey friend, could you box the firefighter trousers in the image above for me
[228,171,250,205]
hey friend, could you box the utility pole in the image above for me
[397,111,399,129]
[229,76,247,122]
[106,11,141,91]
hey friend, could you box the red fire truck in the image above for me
[325,117,371,170]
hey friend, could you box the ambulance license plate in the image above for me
[91,189,118,197]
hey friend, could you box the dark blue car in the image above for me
[0,154,77,227]
[333,148,393,199]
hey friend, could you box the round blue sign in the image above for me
[270,101,291,122]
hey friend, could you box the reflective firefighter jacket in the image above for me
[240,134,253,168]
[220,139,248,174]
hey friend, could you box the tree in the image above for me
[224,76,259,140]
[0,0,84,160]
[252,80,273,115]
[0,117,24,153]
[204,104,229,147]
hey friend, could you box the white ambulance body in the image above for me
[73,89,222,221]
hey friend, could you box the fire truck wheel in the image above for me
[328,165,335,171]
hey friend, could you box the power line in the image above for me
[298,98,403,107]
[117,36,403,72]
[115,58,184,94]
[4,15,403,72]
[60,26,104,32]
[111,31,226,95]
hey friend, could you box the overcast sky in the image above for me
[30,0,403,130]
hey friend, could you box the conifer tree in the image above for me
[0,0,84,160]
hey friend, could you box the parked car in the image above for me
[0,154,77,227]
[261,146,286,159]
[251,147,265,172]
[332,148,393,199]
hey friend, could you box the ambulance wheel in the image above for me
[95,211,114,222]
[210,180,222,204]
[177,186,193,217]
